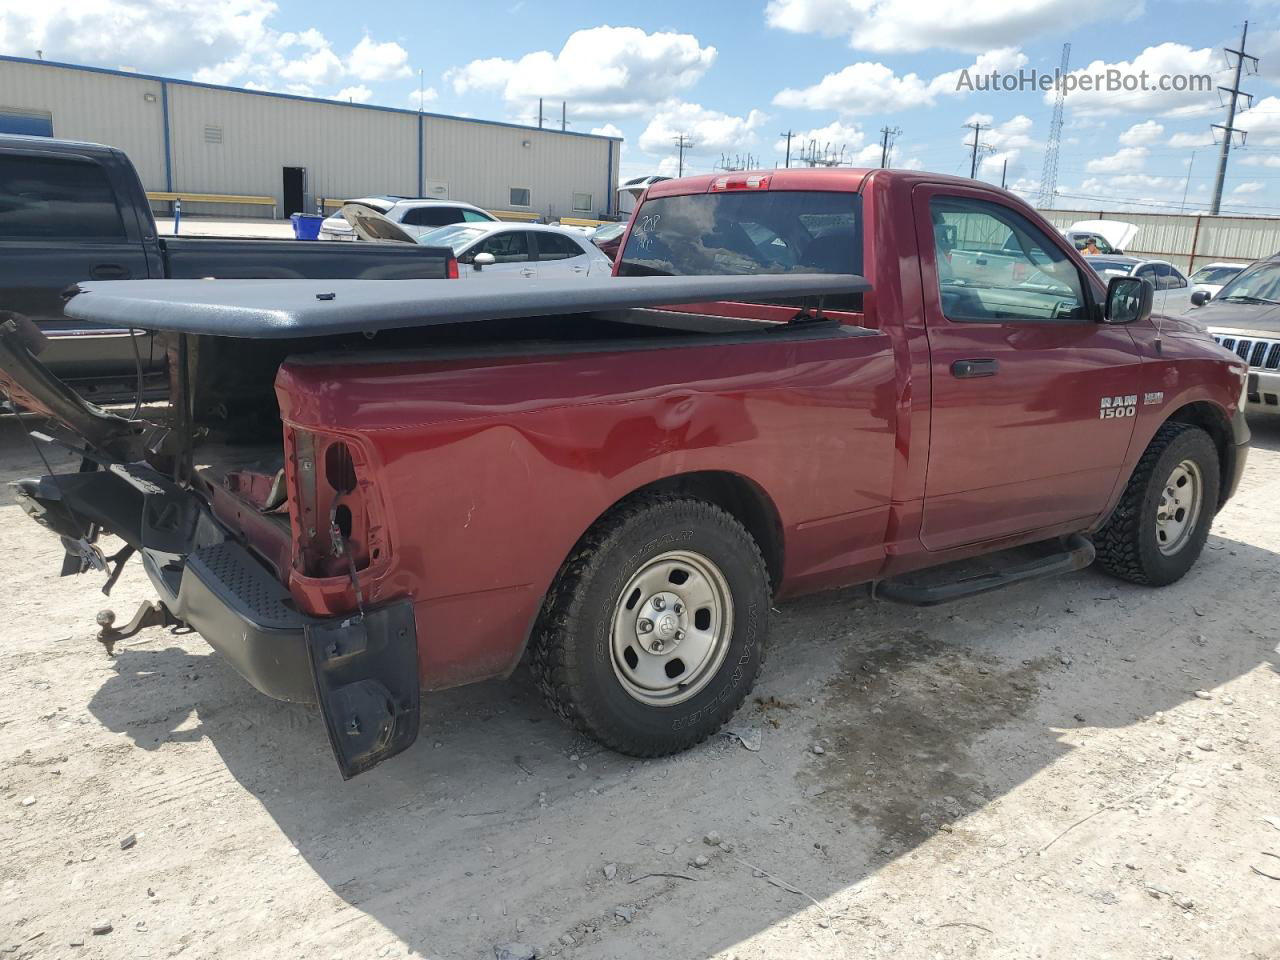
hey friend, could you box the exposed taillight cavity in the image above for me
[710,174,770,192]
[284,426,387,583]
[446,254,460,279]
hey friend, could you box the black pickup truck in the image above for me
[0,134,454,402]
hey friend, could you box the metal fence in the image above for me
[1037,208,1280,273]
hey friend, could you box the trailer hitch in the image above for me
[95,600,182,656]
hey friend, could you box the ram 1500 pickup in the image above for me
[0,134,455,403]
[0,168,1251,779]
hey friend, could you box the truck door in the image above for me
[0,149,154,393]
[912,184,1141,551]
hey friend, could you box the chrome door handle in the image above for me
[951,358,999,378]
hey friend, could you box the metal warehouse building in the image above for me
[0,55,621,221]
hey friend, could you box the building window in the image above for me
[204,125,223,144]
[572,193,593,213]
[509,187,531,207]
[0,108,53,137]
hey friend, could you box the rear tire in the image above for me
[530,495,770,756]
[1095,422,1219,586]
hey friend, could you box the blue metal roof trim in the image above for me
[0,55,624,143]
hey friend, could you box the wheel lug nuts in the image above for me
[675,630,684,641]
[651,640,665,653]
[638,619,654,633]
[673,602,683,614]
[652,597,666,611]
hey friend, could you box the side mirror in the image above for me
[1103,275,1153,325]
[472,252,496,271]
[1190,289,1211,307]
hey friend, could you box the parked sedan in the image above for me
[323,197,496,241]
[1085,256,1195,315]
[418,222,615,279]
[1189,261,1248,303]
[590,221,627,260]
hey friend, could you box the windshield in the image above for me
[1215,261,1280,304]
[415,224,487,253]
[1190,264,1244,285]
[1087,259,1135,274]
[617,190,862,280]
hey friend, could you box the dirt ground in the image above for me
[1,414,1277,960]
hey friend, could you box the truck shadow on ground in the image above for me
[82,523,1280,959]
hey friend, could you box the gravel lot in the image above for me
[1,415,1277,960]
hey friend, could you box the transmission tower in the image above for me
[1209,20,1258,216]
[1037,42,1071,208]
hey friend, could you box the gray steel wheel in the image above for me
[609,549,734,706]
[1155,458,1203,556]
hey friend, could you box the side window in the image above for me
[536,232,583,261]
[402,207,463,228]
[1135,264,1156,284]
[572,192,593,212]
[0,154,125,240]
[462,209,492,222]
[473,230,530,263]
[1160,265,1187,290]
[509,187,531,207]
[930,196,1088,323]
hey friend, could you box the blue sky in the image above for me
[4,0,1280,213]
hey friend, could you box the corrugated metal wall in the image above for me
[0,57,619,221]
[1039,208,1280,272]
[0,60,167,188]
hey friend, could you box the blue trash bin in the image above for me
[291,213,324,241]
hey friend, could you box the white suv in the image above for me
[319,197,496,241]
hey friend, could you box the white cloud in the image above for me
[407,87,439,108]
[765,0,1121,53]
[962,114,1034,181]
[637,102,768,155]
[1237,96,1280,140]
[656,155,682,177]
[346,35,411,83]
[1085,146,1149,174]
[1233,181,1265,194]
[774,61,933,114]
[444,27,715,117]
[1240,154,1280,168]
[1052,43,1225,117]
[334,85,372,104]
[1119,120,1164,146]
[1168,131,1214,148]
[591,123,625,139]
[773,47,1026,116]
[278,45,344,86]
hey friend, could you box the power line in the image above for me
[1209,20,1259,215]
[1038,42,1071,208]
[879,126,901,168]
[673,133,694,177]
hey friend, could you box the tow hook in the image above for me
[95,600,181,656]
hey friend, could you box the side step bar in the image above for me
[875,534,1096,606]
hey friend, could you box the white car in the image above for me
[320,197,496,241]
[1063,219,1139,255]
[420,222,614,279]
[1188,261,1249,302]
[1085,255,1195,315]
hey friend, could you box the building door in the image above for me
[282,167,306,216]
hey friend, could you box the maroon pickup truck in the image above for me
[0,168,1250,778]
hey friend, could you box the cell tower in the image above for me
[1037,42,1071,209]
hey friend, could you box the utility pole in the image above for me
[780,130,794,168]
[561,101,566,132]
[1180,150,1197,213]
[537,97,544,129]
[673,134,693,177]
[879,126,901,168]
[965,121,986,179]
[1037,42,1070,209]
[1210,20,1258,216]
[1000,157,1008,189]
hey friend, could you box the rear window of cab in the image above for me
[617,190,864,311]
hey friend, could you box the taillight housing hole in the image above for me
[324,441,357,493]
[334,504,353,539]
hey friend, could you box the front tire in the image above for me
[531,496,770,756]
[1095,422,1220,586]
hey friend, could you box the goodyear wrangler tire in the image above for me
[531,496,770,756]
[1095,422,1219,587]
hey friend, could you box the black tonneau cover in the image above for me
[63,274,869,340]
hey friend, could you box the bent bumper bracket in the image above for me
[305,598,420,779]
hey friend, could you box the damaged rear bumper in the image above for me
[15,468,419,779]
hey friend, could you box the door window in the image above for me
[535,232,583,261]
[0,155,125,240]
[472,231,531,263]
[931,196,1088,322]
[462,209,492,222]
[1158,265,1188,290]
